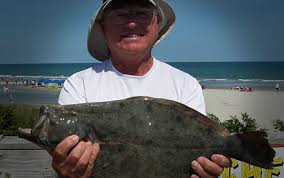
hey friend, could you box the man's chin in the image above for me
[119,46,149,54]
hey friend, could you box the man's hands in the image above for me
[50,136,229,178]
[191,154,231,178]
[51,135,100,178]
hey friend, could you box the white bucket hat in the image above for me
[87,0,176,61]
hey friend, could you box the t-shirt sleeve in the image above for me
[180,77,206,115]
[58,74,86,105]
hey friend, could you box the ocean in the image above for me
[0,62,283,90]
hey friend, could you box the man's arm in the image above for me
[55,74,98,178]
[181,78,231,177]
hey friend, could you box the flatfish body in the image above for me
[18,96,275,178]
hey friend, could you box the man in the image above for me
[53,0,230,177]
[3,85,9,94]
[275,83,280,92]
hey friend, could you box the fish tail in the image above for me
[224,131,275,169]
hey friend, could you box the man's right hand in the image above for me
[51,135,100,178]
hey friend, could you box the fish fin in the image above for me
[83,128,102,144]
[227,131,275,169]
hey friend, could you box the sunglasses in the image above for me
[104,8,157,24]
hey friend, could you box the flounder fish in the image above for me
[18,96,275,177]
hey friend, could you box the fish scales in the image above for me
[18,96,275,178]
[62,97,227,150]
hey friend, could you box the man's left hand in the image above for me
[191,154,231,178]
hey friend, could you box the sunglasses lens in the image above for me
[106,9,156,24]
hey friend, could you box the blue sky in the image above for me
[0,0,284,64]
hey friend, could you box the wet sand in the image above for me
[0,85,60,105]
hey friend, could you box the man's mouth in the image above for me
[121,34,144,38]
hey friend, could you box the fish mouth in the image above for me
[18,106,50,145]
[18,128,34,142]
[18,127,53,152]
[18,128,32,136]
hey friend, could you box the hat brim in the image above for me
[87,0,176,61]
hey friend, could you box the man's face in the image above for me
[101,1,158,57]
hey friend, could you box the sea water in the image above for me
[0,62,283,90]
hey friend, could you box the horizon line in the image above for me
[0,60,284,65]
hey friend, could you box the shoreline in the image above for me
[0,84,60,105]
[1,75,283,91]
[0,85,283,131]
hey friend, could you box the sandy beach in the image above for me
[0,84,60,105]
[203,89,284,130]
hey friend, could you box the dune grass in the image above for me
[0,104,40,135]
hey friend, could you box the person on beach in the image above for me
[275,83,280,92]
[3,85,9,94]
[55,0,231,177]
[3,85,13,103]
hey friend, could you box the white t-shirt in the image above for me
[58,58,206,115]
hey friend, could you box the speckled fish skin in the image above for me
[18,96,275,178]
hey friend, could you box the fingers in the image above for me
[83,143,100,178]
[191,156,224,178]
[53,135,80,163]
[211,154,232,168]
[65,141,89,172]
[73,141,93,175]
[191,155,231,178]
[51,135,100,178]
[190,174,200,178]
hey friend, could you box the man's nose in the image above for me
[126,20,139,28]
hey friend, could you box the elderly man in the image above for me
[53,0,230,177]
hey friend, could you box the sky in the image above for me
[0,0,284,64]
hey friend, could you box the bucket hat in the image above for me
[87,0,176,61]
